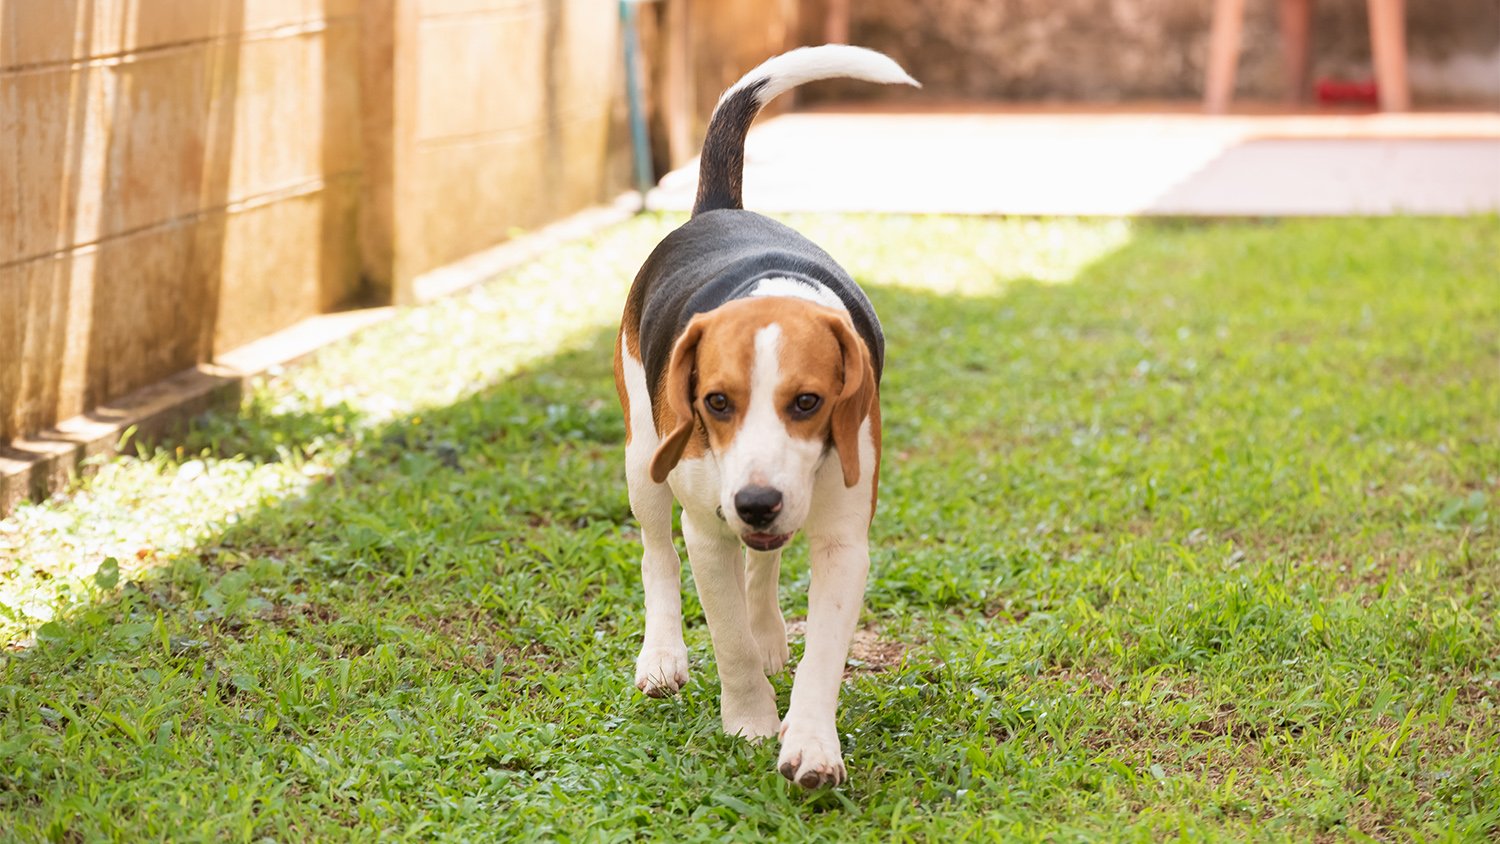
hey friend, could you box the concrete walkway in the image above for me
[647,105,1500,216]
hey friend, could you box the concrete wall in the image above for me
[1,0,364,446]
[0,0,632,446]
[633,0,798,174]
[385,0,627,287]
[800,0,1500,105]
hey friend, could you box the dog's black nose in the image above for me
[734,486,783,529]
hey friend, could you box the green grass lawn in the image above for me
[2,214,1497,842]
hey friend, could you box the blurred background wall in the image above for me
[0,1,607,448]
[0,0,797,448]
[373,0,626,289]
[3,0,361,446]
[799,0,1499,105]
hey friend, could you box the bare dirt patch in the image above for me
[785,619,917,677]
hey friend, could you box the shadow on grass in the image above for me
[4,217,1498,839]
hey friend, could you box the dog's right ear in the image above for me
[650,320,706,483]
[824,312,877,488]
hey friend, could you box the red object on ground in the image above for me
[1316,78,1380,106]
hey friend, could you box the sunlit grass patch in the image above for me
[789,215,1136,294]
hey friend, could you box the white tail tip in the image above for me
[720,44,920,107]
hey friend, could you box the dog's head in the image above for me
[649,297,876,550]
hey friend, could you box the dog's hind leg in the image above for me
[682,509,781,740]
[746,549,789,675]
[619,335,689,697]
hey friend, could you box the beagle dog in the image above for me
[613,45,918,788]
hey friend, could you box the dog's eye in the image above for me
[791,393,821,415]
[703,393,731,414]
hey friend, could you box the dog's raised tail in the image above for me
[692,45,919,217]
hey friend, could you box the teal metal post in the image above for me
[620,0,655,210]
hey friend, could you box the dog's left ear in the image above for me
[825,314,877,488]
[650,319,706,483]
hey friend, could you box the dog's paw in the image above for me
[723,710,782,743]
[752,618,790,675]
[721,681,781,742]
[634,645,689,697]
[777,720,846,789]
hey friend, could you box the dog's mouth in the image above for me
[742,531,793,552]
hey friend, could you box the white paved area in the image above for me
[648,106,1500,216]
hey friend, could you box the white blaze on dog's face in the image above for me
[649,296,876,551]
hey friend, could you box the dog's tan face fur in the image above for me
[649,297,876,548]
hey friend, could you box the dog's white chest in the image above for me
[668,454,725,525]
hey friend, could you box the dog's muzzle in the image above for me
[742,531,792,551]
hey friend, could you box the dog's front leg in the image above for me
[681,509,781,740]
[778,421,877,788]
[776,532,869,788]
[746,549,790,675]
[631,485,689,697]
[625,422,689,697]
